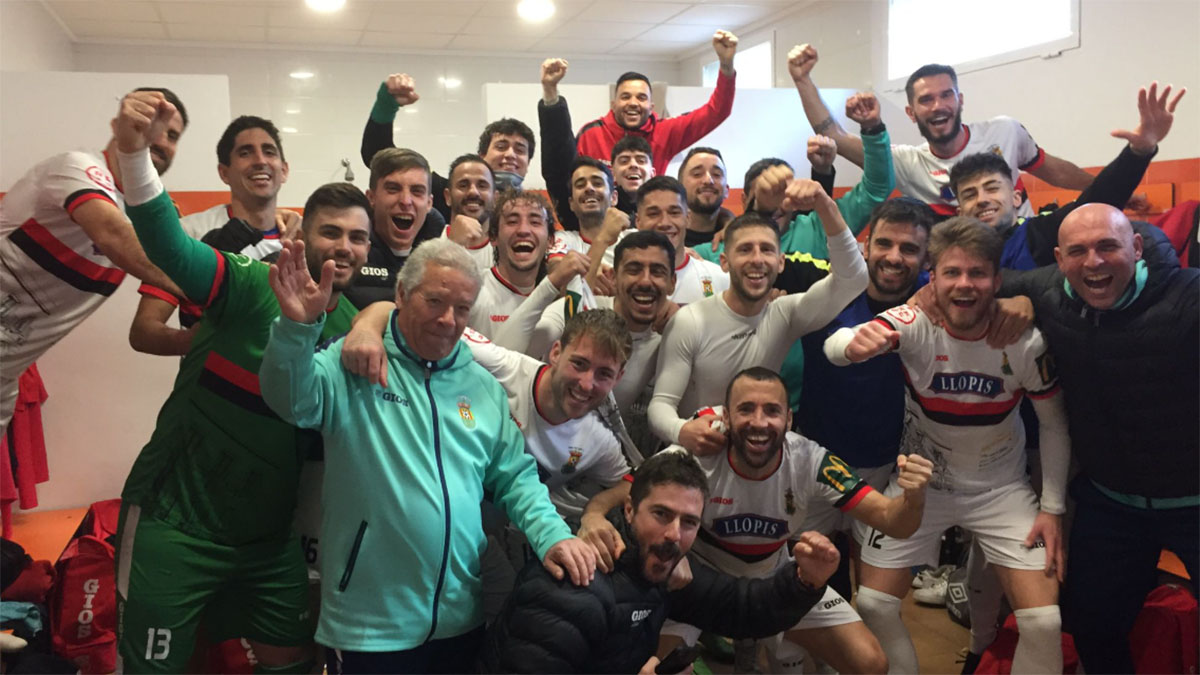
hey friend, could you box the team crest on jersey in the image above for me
[817,453,860,494]
[458,396,476,429]
[1035,352,1056,385]
[712,514,788,539]
[930,371,1005,397]
[561,448,583,474]
[784,488,796,515]
[1001,352,1013,375]
[884,305,918,325]
[702,279,714,296]
[85,165,115,192]
[989,144,1004,158]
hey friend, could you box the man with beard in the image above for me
[649,183,867,455]
[825,218,1071,673]
[0,88,186,437]
[788,45,1094,217]
[695,92,893,264]
[547,156,626,260]
[361,72,534,221]
[129,115,293,356]
[658,367,933,674]
[441,153,497,271]
[576,31,739,176]
[678,147,736,250]
[480,450,841,674]
[111,95,370,673]
[344,148,438,308]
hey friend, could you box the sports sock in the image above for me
[855,586,918,674]
[767,637,807,674]
[1011,605,1062,674]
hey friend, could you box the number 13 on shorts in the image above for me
[145,627,171,660]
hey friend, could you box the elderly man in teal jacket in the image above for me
[260,236,596,674]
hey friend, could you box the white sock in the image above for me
[966,544,1005,654]
[1011,605,1062,674]
[768,638,808,674]
[856,586,918,674]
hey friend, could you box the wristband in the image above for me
[116,149,163,206]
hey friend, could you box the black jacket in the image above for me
[1002,223,1199,498]
[342,215,444,309]
[479,511,824,673]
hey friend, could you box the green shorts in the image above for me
[114,503,313,673]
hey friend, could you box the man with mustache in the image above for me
[129,115,294,356]
[825,218,1071,673]
[441,153,497,272]
[788,45,1096,217]
[649,183,867,456]
[0,88,187,438]
[657,367,933,674]
[480,450,841,674]
[575,31,740,176]
[110,94,370,673]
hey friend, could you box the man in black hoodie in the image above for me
[480,451,839,674]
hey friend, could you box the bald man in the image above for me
[1001,203,1198,673]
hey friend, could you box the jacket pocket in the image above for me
[337,520,368,592]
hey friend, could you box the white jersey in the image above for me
[665,413,874,578]
[671,255,729,305]
[461,328,632,519]
[180,203,283,261]
[547,229,594,260]
[648,227,867,444]
[440,226,494,272]
[467,267,538,339]
[891,116,1042,217]
[841,305,1058,494]
[0,150,126,380]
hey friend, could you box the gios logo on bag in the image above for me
[77,578,100,638]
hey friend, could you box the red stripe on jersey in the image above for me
[930,203,958,216]
[65,191,116,215]
[532,365,557,425]
[137,282,179,306]
[202,250,227,309]
[622,473,634,483]
[203,351,261,395]
[838,484,874,512]
[490,267,530,296]
[17,220,125,285]
[1019,147,1046,172]
[904,370,1023,416]
[713,538,786,557]
[1027,384,1060,400]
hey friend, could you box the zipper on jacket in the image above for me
[337,520,368,592]
[423,363,454,644]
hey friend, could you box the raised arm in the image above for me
[656,31,739,158]
[1028,152,1094,191]
[539,58,580,231]
[361,73,415,167]
[831,95,895,236]
[787,44,865,167]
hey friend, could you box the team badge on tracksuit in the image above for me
[458,396,476,429]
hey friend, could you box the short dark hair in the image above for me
[612,135,653,164]
[133,87,188,128]
[722,211,780,249]
[477,118,535,160]
[867,197,936,240]
[301,182,371,231]
[216,115,283,166]
[448,153,495,183]
[616,71,651,92]
[905,64,958,102]
[927,216,1004,272]
[630,451,708,511]
[636,175,686,206]
[571,155,614,191]
[560,309,633,365]
[369,148,431,191]
[489,188,555,240]
[947,152,1013,196]
[725,366,789,409]
[677,146,724,179]
[743,157,792,193]
[613,229,675,272]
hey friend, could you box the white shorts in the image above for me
[854,480,1045,571]
[800,463,895,540]
[660,585,860,643]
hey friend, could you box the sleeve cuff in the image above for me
[116,149,163,206]
[370,81,401,124]
[861,123,887,136]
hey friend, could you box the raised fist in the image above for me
[844,319,898,363]
[547,250,589,291]
[541,58,568,87]
[895,453,933,495]
[845,92,882,128]
[807,135,837,174]
[787,44,819,82]
[447,214,484,246]
[792,532,840,589]
[385,73,419,107]
[781,178,830,214]
[712,30,739,66]
[116,91,176,154]
[599,207,631,242]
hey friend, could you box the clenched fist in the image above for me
[116,91,177,154]
[386,73,419,107]
[712,30,739,69]
[541,58,568,87]
[781,178,832,214]
[807,135,837,175]
[844,320,898,363]
[845,92,882,129]
[787,44,819,83]
[895,453,933,496]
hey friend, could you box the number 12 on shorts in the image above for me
[145,628,171,660]
[867,528,885,550]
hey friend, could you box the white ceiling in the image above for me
[41,0,808,60]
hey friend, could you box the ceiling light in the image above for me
[289,70,314,80]
[286,108,301,114]
[281,127,298,133]
[404,108,419,114]
[305,0,346,12]
[439,76,462,89]
[517,0,555,22]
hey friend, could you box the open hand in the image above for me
[268,240,332,324]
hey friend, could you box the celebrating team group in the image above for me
[0,28,1195,675]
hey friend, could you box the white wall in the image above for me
[73,44,681,205]
[0,1,74,72]
[678,0,1199,182]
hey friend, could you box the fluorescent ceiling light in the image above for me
[281,127,298,133]
[439,76,462,89]
[286,108,301,114]
[405,108,419,114]
[289,70,314,80]
[517,0,555,22]
[305,0,346,12]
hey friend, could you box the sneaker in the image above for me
[912,564,955,589]
[913,574,949,606]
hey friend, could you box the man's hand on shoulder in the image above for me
[543,537,598,587]
[791,531,839,589]
[577,511,625,573]
[987,295,1034,349]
